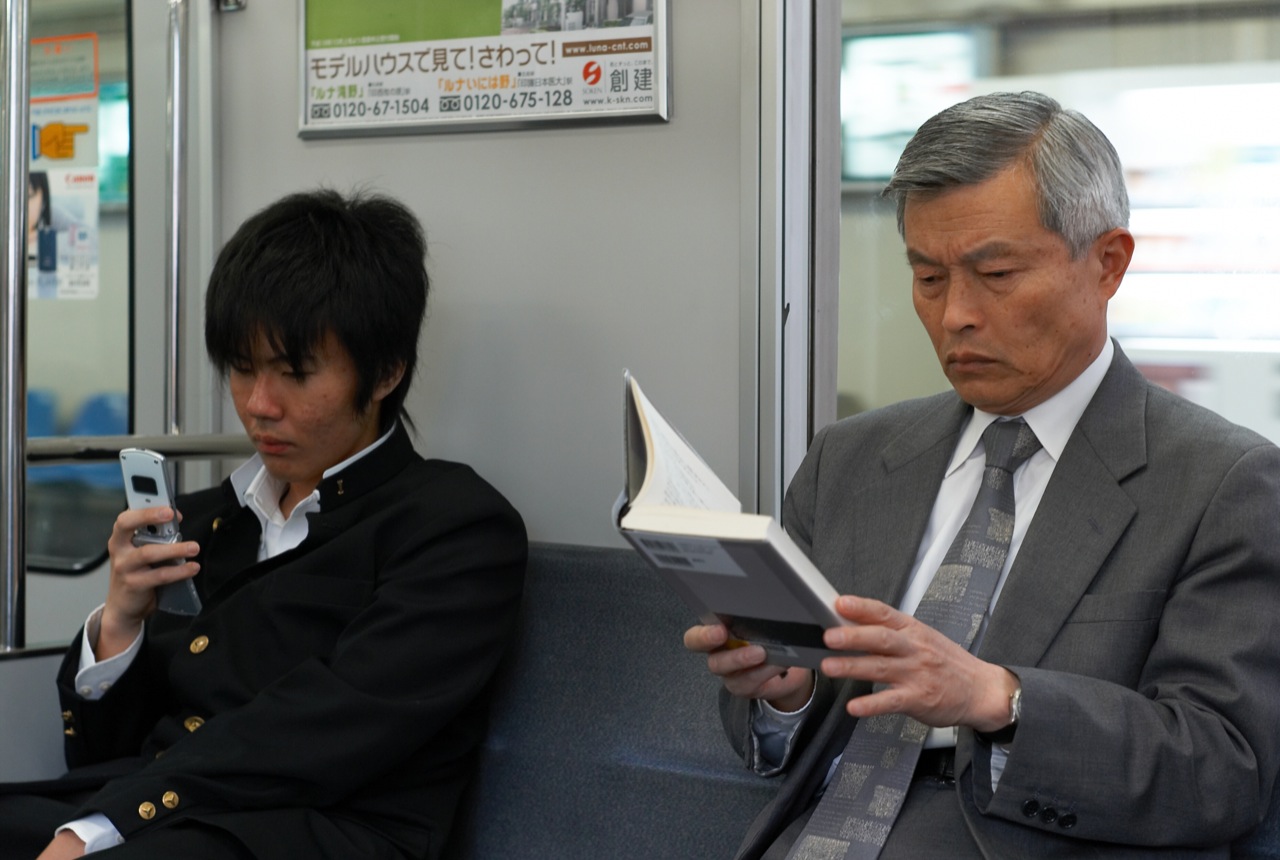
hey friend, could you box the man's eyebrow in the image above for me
[261,352,311,370]
[905,248,938,267]
[905,243,1020,267]
[961,242,1019,264]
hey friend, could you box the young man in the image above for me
[688,92,1280,858]
[3,189,527,860]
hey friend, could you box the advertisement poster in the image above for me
[299,0,669,137]
[29,33,100,300]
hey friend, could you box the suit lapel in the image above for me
[978,347,1149,667]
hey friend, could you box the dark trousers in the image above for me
[0,792,86,860]
[0,767,99,860]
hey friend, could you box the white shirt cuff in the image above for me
[58,814,124,854]
[990,741,1010,791]
[755,682,816,726]
[750,683,818,772]
[74,605,142,700]
[923,725,958,749]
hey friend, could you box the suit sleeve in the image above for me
[71,475,527,839]
[968,441,1280,846]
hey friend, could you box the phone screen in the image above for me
[130,474,160,496]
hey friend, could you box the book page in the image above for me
[629,375,741,513]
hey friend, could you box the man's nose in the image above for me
[941,274,983,332]
[245,376,283,418]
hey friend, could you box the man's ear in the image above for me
[1095,227,1135,301]
[372,362,407,404]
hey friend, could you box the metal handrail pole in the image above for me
[27,433,254,464]
[0,0,31,652]
[165,0,188,437]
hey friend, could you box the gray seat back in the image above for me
[442,542,778,859]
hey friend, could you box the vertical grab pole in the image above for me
[165,0,187,436]
[0,0,30,651]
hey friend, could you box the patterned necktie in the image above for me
[785,418,1042,860]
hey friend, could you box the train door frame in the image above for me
[751,0,841,518]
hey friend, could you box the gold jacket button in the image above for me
[211,517,222,531]
[63,727,77,737]
[189,635,209,654]
[138,802,156,820]
[184,716,205,732]
[162,791,179,809]
[61,710,74,723]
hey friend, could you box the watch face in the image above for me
[1010,687,1023,724]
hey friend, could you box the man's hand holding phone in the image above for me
[96,449,203,663]
[99,505,201,661]
[119,448,203,616]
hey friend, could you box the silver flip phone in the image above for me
[119,448,202,616]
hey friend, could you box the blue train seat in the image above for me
[441,542,778,859]
[66,392,128,489]
[26,389,61,486]
[31,392,128,489]
[27,389,58,438]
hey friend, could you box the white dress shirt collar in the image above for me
[946,337,1115,476]
[228,423,397,559]
[228,422,397,507]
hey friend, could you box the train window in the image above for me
[835,1,1280,447]
[26,0,131,573]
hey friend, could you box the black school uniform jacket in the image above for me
[55,423,527,859]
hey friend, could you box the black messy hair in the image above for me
[204,188,429,432]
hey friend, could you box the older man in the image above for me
[688,91,1280,858]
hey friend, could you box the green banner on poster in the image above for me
[305,0,501,48]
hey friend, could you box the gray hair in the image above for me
[882,91,1129,258]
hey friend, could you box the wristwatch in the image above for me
[1008,685,1023,726]
[982,685,1022,745]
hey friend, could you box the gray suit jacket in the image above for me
[727,346,1280,859]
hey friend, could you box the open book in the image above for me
[615,371,850,669]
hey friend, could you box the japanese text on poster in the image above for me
[300,0,669,136]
